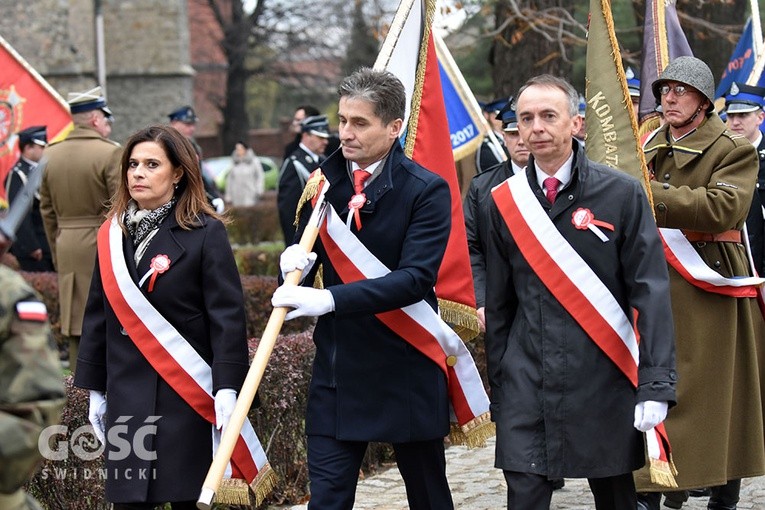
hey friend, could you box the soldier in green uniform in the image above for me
[0,233,66,509]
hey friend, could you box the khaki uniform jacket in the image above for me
[0,266,65,494]
[39,126,121,336]
[636,113,765,490]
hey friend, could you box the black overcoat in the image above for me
[74,212,249,503]
[296,142,453,442]
[484,142,677,478]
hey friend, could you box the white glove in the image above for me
[211,197,225,213]
[272,285,334,320]
[88,390,107,444]
[214,388,237,432]
[279,244,317,281]
[634,400,669,432]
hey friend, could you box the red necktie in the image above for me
[353,169,371,195]
[543,177,560,204]
[350,170,371,230]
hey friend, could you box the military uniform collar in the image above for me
[643,114,729,169]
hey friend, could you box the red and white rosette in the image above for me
[571,207,614,242]
[138,253,171,292]
[346,192,366,230]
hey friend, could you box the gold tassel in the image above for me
[438,298,480,342]
[449,412,496,448]
[293,171,325,227]
[648,455,679,488]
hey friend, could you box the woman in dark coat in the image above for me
[74,125,253,508]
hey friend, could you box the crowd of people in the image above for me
[2,54,765,510]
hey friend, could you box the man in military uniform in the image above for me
[39,86,121,372]
[636,57,765,510]
[167,105,224,212]
[724,82,765,276]
[475,98,509,174]
[277,114,330,243]
[4,126,54,272]
[0,233,66,510]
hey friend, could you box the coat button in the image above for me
[120,326,128,336]
[663,183,670,189]
[530,462,537,469]
[657,203,666,211]
[567,194,574,201]
[667,150,673,157]
[663,173,671,180]
[446,355,458,367]
[714,260,721,268]
[669,371,677,381]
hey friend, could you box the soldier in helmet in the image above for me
[636,56,765,510]
[0,233,66,510]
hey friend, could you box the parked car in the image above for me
[202,155,280,193]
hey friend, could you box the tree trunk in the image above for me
[492,0,575,99]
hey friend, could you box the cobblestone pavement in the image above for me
[271,436,765,509]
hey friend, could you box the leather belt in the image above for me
[682,229,742,243]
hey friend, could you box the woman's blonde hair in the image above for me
[110,124,222,231]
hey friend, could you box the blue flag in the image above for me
[433,34,487,161]
[716,18,755,98]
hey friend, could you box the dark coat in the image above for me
[4,158,53,271]
[484,142,677,479]
[464,162,513,308]
[277,145,322,243]
[74,212,249,504]
[475,134,508,175]
[296,142,453,443]
[750,135,765,275]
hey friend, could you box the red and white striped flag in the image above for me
[375,0,479,339]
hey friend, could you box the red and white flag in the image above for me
[375,0,479,339]
[0,35,72,204]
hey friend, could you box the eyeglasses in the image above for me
[658,84,690,97]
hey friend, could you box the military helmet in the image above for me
[652,56,715,110]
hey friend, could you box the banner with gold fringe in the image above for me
[375,0,480,341]
[0,35,72,204]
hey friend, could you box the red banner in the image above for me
[0,35,72,203]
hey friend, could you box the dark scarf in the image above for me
[125,199,176,246]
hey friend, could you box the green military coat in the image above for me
[636,113,765,490]
[39,126,121,336]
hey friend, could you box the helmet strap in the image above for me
[674,101,706,129]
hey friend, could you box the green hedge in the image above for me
[225,191,284,246]
[26,332,394,509]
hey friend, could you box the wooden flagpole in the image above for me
[197,174,329,509]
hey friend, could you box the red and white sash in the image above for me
[97,218,270,488]
[491,174,677,486]
[659,228,764,298]
[318,202,492,444]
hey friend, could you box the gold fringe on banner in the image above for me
[216,464,279,508]
[438,298,480,342]
[449,412,495,448]
[648,455,679,488]
[293,172,325,227]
